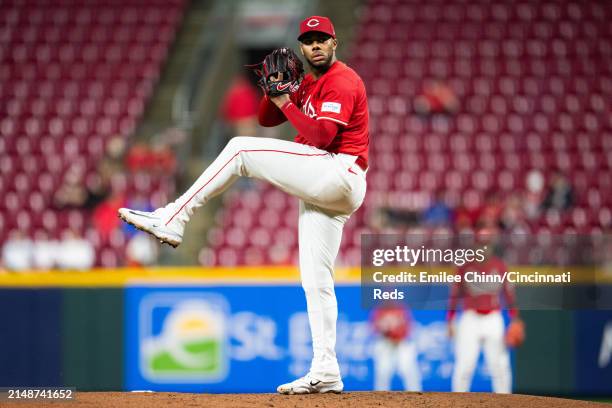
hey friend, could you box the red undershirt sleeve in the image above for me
[280,101,339,148]
[258,96,287,127]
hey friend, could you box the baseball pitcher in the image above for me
[118,16,369,394]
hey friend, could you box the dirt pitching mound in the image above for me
[21,391,608,408]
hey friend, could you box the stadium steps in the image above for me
[165,2,240,264]
[133,0,213,139]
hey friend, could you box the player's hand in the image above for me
[505,317,525,348]
[270,93,290,108]
[447,321,455,338]
[268,73,291,107]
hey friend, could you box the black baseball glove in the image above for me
[248,48,304,97]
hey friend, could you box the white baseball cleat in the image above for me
[277,374,343,395]
[117,208,183,248]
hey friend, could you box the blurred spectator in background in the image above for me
[126,233,159,267]
[477,190,503,230]
[150,140,177,174]
[221,74,260,139]
[523,170,545,220]
[32,230,57,270]
[54,163,110,210]
[368,207,419,232]
[53,164,88,209]
[58,135,126,213]
[421,190,453,227]
[98,135,127,184]
[542,171,574,212]
[414,80,459,116]
[56,228,95,270]
[454,194,480,232]
[126,140,176,174]
[83,173,112,209]
[92,174,127,242]
[371,302,422,391]
[125,142,154,172]
[500,193,529,233]
[1,230,33,271]
[368,207,396,233]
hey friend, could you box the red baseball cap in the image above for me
[298,16,336,41]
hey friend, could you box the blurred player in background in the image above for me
[118,15,369,394]
[447,229,524,393]
[370,302,422,391]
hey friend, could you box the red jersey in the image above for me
[371,304,411,342]
[290,61,369,168]
[447,256,517,319]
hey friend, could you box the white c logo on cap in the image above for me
[306,19,320,27]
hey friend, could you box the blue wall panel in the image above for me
[0,289,63,387]
[125,285,500,393]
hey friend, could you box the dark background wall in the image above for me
[0,288,123,390]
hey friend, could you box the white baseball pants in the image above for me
[162,136,367,382]
[373,338,422,391]
[452,310,512,393]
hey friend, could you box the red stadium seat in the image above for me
[203,0,611,265]
[0,0,185,265]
